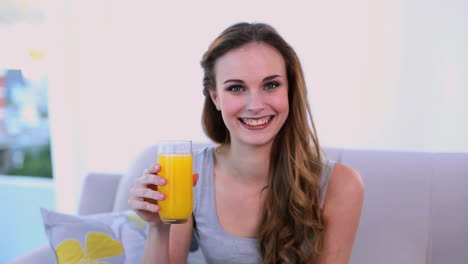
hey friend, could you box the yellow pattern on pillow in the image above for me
[55,232,124,264]
[127,214,147,230]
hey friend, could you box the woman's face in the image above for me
[209,42,289,148]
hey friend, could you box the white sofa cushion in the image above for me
[430,153,468,263]
[7,245,56,264]
[342,149,431,264]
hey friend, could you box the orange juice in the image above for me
[157,154,193,224]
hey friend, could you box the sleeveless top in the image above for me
[192,147,336,264]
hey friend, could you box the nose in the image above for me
[246,91,266,113]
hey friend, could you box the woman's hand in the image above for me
[128,164,199,227]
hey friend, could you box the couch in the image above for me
[9,143,468,264]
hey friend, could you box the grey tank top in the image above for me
[192,146,336,264]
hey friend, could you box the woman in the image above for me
[129,22,364,264]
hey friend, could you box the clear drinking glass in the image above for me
[157,141,193,224]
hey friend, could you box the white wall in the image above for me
[398,0,468,151]
[45,0,468,213]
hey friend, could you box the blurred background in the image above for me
[0,0,466,262]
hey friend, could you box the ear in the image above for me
[209,89,221,111]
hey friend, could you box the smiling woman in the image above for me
[208,42,290,147]
[128,22,364,264]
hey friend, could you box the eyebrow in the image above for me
[223,74,282,84]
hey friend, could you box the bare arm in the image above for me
[169,217,194,264]
[129,164,197,264]
[317,163,365,264]
[143,223,171,264]
[143,218,193,264]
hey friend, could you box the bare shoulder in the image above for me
[318,163,365,263]
[330,163,364,194]
[323,163,365,216]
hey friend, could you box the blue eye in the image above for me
[265,82,279,90]
[228,85,244,92]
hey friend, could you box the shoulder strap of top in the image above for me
[193,146,214,216]
[320,159,336,208]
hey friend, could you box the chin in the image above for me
[236,134,277,148]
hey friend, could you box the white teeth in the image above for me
[241,116,271,126]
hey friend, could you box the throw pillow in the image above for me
[41,208,148,264]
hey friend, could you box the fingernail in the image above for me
[159,178,166,185]
[153,164,160,171]
[159,193,165,199]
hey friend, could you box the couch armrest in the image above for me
[7,245,56,264]
[78,172,122,215]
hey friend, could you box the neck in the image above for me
[215,142,272,187]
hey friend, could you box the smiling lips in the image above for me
[239,116,274,129]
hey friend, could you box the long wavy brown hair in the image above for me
[200,22,325,263]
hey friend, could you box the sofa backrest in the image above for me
[428,153,468,264]
[341,149,468,264]
[112,142,468,264]
[343,149,432,264]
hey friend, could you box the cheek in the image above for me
[274,94,290,124]
[281,103,290,123]
[280,97,289,112]
[219,96,244,115]
[217,99,241,128]
[272,92,289,114]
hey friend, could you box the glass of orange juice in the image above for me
[157,141,193,224]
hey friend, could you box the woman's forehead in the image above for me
[214,42,286,83]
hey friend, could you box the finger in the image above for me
[134,173,167,187]
[130,187,166,200]
[149,164,161,174]
[193,173,199,186]
[128,198,159,212]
